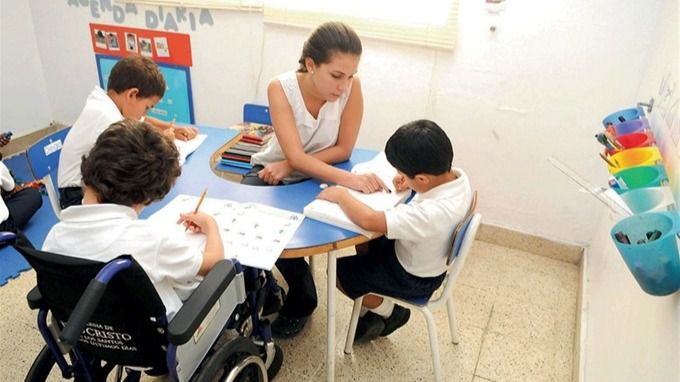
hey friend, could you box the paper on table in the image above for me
[175,134,207,166]
[303,152,409,237]
[148,194,305,270]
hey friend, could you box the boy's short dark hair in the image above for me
[81,119,180,206]
[107,55,166,98]
[385,119,454,178]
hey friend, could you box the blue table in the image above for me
[143,126,376,256]
[145,126,376,381]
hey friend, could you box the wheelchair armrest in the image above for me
[0,231,16,244]
[168,259,237,345]
[27,286,46,310]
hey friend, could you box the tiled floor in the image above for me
[0,239,579,381]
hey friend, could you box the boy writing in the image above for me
[318,119,473,341]
[58,55,197,209]
[44,120,221,319]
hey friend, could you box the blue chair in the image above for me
[26,127,70,220]
[343,192,481,382]
[243,104,271,125]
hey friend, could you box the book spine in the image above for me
[220,159,253,169]
[222,153,251,162]
[225,148,257,156]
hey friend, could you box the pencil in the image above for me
[185,188,207,231]
[599,153,618,168]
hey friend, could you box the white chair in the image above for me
[26,127,70,220]
[344,192,481,382]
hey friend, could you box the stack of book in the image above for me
[221,122,274,169]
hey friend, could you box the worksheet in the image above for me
[148,194,304,270]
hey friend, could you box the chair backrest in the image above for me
[243,104,272,125]
[447,191,478,266]
[26,127,70,219]
[429,192,481,307]
[15,243,169,370]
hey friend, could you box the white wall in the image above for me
[583,0,680,380]
[0,1,52,136]
[5,0,665,245]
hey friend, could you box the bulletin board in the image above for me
[96,55,195,124]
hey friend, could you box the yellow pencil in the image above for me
[185,188,207,231]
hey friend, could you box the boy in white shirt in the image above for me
[318,119,473,341]
[58,55,197,209]
[44,119,221,319]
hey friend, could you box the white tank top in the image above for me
[251,71,351,183]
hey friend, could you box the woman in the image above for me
[243,22,386,337]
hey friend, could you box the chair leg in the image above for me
[344,297,363,355]
[446,298,460,345]
[422,308,444,382]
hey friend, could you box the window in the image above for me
[122,1,459,49]
[263,0,458,49]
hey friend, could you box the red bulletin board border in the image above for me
[90,23,192,67]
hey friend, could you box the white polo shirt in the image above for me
[0,161,16,223]
[58,86,123,188]
[384,168,472,278]
[251,71,351,183]
[42,204,204,319]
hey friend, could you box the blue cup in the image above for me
[620,187,676,213]
[602,107,644,126]
[613,118,649,136]
[610,212,680,296]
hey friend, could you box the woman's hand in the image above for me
[258,160,293,185]
[347,173,389,194]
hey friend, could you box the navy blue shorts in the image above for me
[337,236,445,301]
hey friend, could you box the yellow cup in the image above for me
[608,147,662,174]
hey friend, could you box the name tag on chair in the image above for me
[43,139,63,156]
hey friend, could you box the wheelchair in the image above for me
[2,232,284,382]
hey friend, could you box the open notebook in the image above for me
[174,134,207,166]
[303,152,410,237]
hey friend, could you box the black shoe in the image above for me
[271,314,308,338]
[354,312,385,342]
[380,305,411,337]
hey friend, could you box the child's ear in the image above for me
[414,174,430,186]
[124,88,140,100]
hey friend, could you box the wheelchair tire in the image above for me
[25,345,56,381]
[196,336,267,382]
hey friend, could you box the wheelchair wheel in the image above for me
[25,345,56,381]
[196,337,267,382]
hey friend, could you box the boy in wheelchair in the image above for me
[13,119,282,381]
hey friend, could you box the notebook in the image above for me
[174,134,207,166]
[303,152,410,237]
